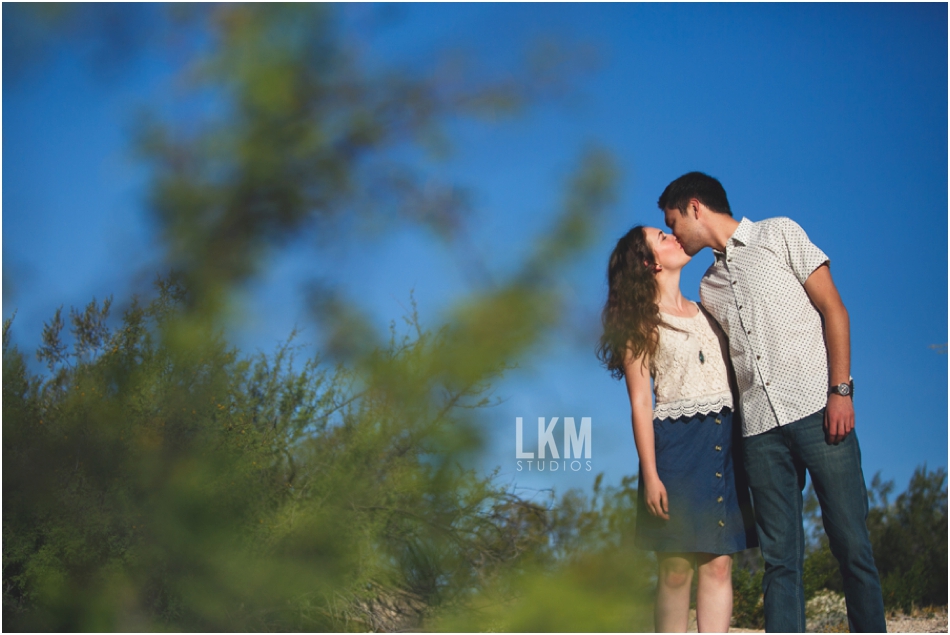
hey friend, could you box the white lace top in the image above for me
[652,302,734,420]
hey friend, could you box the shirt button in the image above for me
[766,381,771,386]
[717,496,724,503]
[747,330,752,335]
[756,355,761,360]
[715,472,722,478]
[731,281,737,285]
[738,305,742,310]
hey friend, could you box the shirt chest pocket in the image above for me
[734,247,793,302]
[700,272,738,333]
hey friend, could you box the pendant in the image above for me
[699,350,705,364]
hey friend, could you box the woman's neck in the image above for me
[655,268,689,312]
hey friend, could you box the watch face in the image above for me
[837,383,851,396]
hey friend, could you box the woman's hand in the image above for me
[643,474,670,520]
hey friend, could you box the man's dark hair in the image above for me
[657,171,732,217]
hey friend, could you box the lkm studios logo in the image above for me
[515,416,592,472]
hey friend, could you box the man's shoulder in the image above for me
[744,216,828,283]
[750,216,804,234]
[742,216,812,249]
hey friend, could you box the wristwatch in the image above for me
[828,379,854,398]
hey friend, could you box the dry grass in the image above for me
[687,604,949,633]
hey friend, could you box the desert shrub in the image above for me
[805,589,848,633]
[731,560,765,630]
[803,539,842,600]
[867,467,948,612]
[4,279,659,631]
[2,281,553,630]
[5,4,637,631]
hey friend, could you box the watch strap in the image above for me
[828,379,854,397]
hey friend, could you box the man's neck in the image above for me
[708,215,741,252]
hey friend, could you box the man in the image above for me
[657,172,886,632]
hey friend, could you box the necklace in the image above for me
[659,301,706,364]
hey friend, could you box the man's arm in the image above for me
[803,263,853,444]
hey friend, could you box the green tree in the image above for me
[868,467,948,612]
[5,5,639,631]
[3,279,605,630]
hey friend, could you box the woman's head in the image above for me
[596,226,687,379]
[606,225,689,280]
[643,226,690,273]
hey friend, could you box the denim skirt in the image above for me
[635,407,758,554]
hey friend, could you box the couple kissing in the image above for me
[597,172,886,633]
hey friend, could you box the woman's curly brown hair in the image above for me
[596,225,670,379]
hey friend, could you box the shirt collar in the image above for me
[713,217,753,258]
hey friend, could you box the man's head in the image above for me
[657,172,732,255]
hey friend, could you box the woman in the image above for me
[596,225,756,632]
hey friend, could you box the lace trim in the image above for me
[654,390,734,421]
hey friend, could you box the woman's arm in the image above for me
[623,346,669,520]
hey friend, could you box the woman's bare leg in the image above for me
[655,553,694,632]
[695,553,733,632]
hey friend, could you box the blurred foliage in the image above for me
[431,474,655,632]
[5,281,357,630]
[6,3,603,308]
[2,4,658,632]
[129,2,601,316]
[3,280,654,631]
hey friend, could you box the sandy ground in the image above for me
[883,607,949,634]
[684,606,949,633]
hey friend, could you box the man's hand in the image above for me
[824,393,855,444]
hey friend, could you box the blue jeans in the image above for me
[742,409,886,632]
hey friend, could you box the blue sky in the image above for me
[4,4,947,502]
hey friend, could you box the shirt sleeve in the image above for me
[778,217,829,284]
